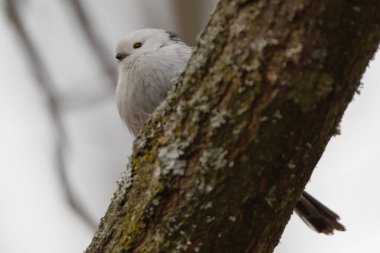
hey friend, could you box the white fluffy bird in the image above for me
[115,28,345,234]
[115,28,191,136]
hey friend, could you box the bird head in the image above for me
[115,28,181,62]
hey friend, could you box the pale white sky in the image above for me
[0,1,379,252]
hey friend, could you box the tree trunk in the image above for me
[86,0,380,252]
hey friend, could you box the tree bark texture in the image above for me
[86,1,380,252]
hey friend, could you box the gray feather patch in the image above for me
[166,31,181,42]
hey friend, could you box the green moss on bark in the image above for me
[86,0,380,252]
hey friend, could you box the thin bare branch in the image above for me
[170,0,204,45]
[4,0,97,230]
[140,0,214,45]
[66,0,116,86]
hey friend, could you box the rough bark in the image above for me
[86,1,380,252]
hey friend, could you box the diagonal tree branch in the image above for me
[86,0,380,252]
[5,0,96,230]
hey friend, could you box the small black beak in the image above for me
[116,53,128,61]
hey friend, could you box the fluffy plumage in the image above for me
[115,28,345,234]
[115,28,191,136]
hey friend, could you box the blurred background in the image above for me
[0,1,379,252]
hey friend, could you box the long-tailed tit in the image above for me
[115,28,345,234]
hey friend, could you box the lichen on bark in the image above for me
[86,0,380,252]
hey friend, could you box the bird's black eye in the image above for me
[133,42,142,49]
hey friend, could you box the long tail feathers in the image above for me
[295,191,346,235]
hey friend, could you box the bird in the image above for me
[115,28,346,234]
